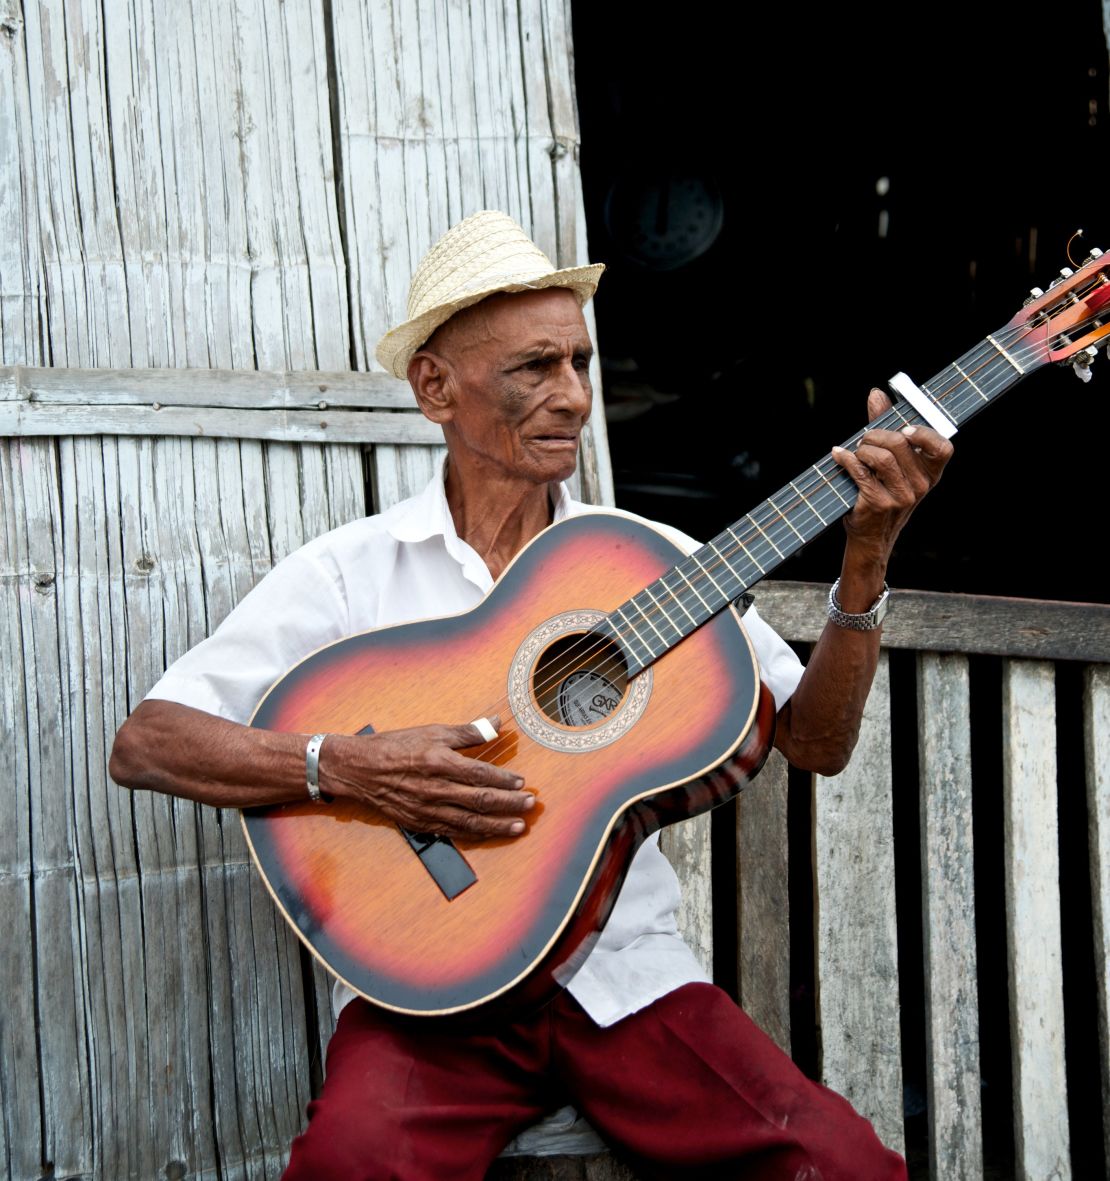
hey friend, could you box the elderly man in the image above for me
[110,211,952,1179]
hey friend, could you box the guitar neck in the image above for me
[602,323,1039,677]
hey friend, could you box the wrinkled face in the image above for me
[415,288,594,486]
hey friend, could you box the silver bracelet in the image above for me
[305,733,328,803]
[826,578,891,631]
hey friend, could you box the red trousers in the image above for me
[282,983,907,1180]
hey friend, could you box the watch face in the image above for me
[604,170,724,271]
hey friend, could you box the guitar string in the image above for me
[469,306,1074,752]
[437,288,1105,775]
[455,306,1082,771]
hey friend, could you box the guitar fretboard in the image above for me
[597,323,1047,676]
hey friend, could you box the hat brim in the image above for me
[375,264,605,380]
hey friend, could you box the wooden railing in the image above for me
[498,582,1110,1180]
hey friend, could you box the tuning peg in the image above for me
[1023,286,1045,306]
[1049,267,1075,290]
[1072,345,1098,382]
[1083,247,1104,263]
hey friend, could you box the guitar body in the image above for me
[243,511,776,1018]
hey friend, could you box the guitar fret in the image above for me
[726,525,766,574]
[653,576,699,628]
[702,541,744,593]
[813,462,852,508]
[790,479,828,526]
[746,518,784,560]
[614,606,654,666]
[886,400,914,426]
[951,360,988,402]
[687,551,730,601]
[767,497,807,545]
[671,567,712,613]
[632,591,674,646]
[986,333,1025,374]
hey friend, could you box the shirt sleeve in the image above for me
[144,547,350,724]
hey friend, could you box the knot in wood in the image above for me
[134,555,156,574]
[32,571,55,589]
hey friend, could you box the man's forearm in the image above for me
[773,541,888,776]
[110,699,312,808]
[773,619,881,776]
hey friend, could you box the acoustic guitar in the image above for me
[243,248,1110,1018]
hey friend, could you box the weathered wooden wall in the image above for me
[1,2,608,1178]
[4,2,1110,1180]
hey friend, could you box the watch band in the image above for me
[827,578,890,631]
[305,733,329,802]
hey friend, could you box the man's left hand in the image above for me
[832,388,954,565]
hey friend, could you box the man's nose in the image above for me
[547,359,592,417]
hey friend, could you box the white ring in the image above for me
[469,716,498,743]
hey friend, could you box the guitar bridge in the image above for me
[398,828,478,901]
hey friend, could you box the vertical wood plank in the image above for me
[918,653,983,1181]
[659,815,713,977]
[1002,659,1070,1180]
[0,440,48,1178]
[0,0,44,366]
[814,653,905,1155]
[369,443,446,513]
[1086,664,1110,1171]
[736,749,791,1053]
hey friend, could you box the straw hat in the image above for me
[375,210,605,379]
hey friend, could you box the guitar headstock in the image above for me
[1008,247,1110,382]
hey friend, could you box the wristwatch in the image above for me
[826,578,891,631]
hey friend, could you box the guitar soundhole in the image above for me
[534,634,627,728]
[508,609,653,753]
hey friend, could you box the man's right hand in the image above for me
[320,719,534,840]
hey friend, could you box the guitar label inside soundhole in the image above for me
[557,669,622,727]
[508,609,653,753]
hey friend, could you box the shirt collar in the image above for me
[386,458,573,542]
[385,459,573,588]
[384,459,457,545]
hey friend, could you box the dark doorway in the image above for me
[573,0,1110,604]
[571,6,1110,1179]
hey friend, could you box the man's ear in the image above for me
[408,350,455,424]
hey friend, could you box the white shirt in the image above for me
[147,467,804,1026]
